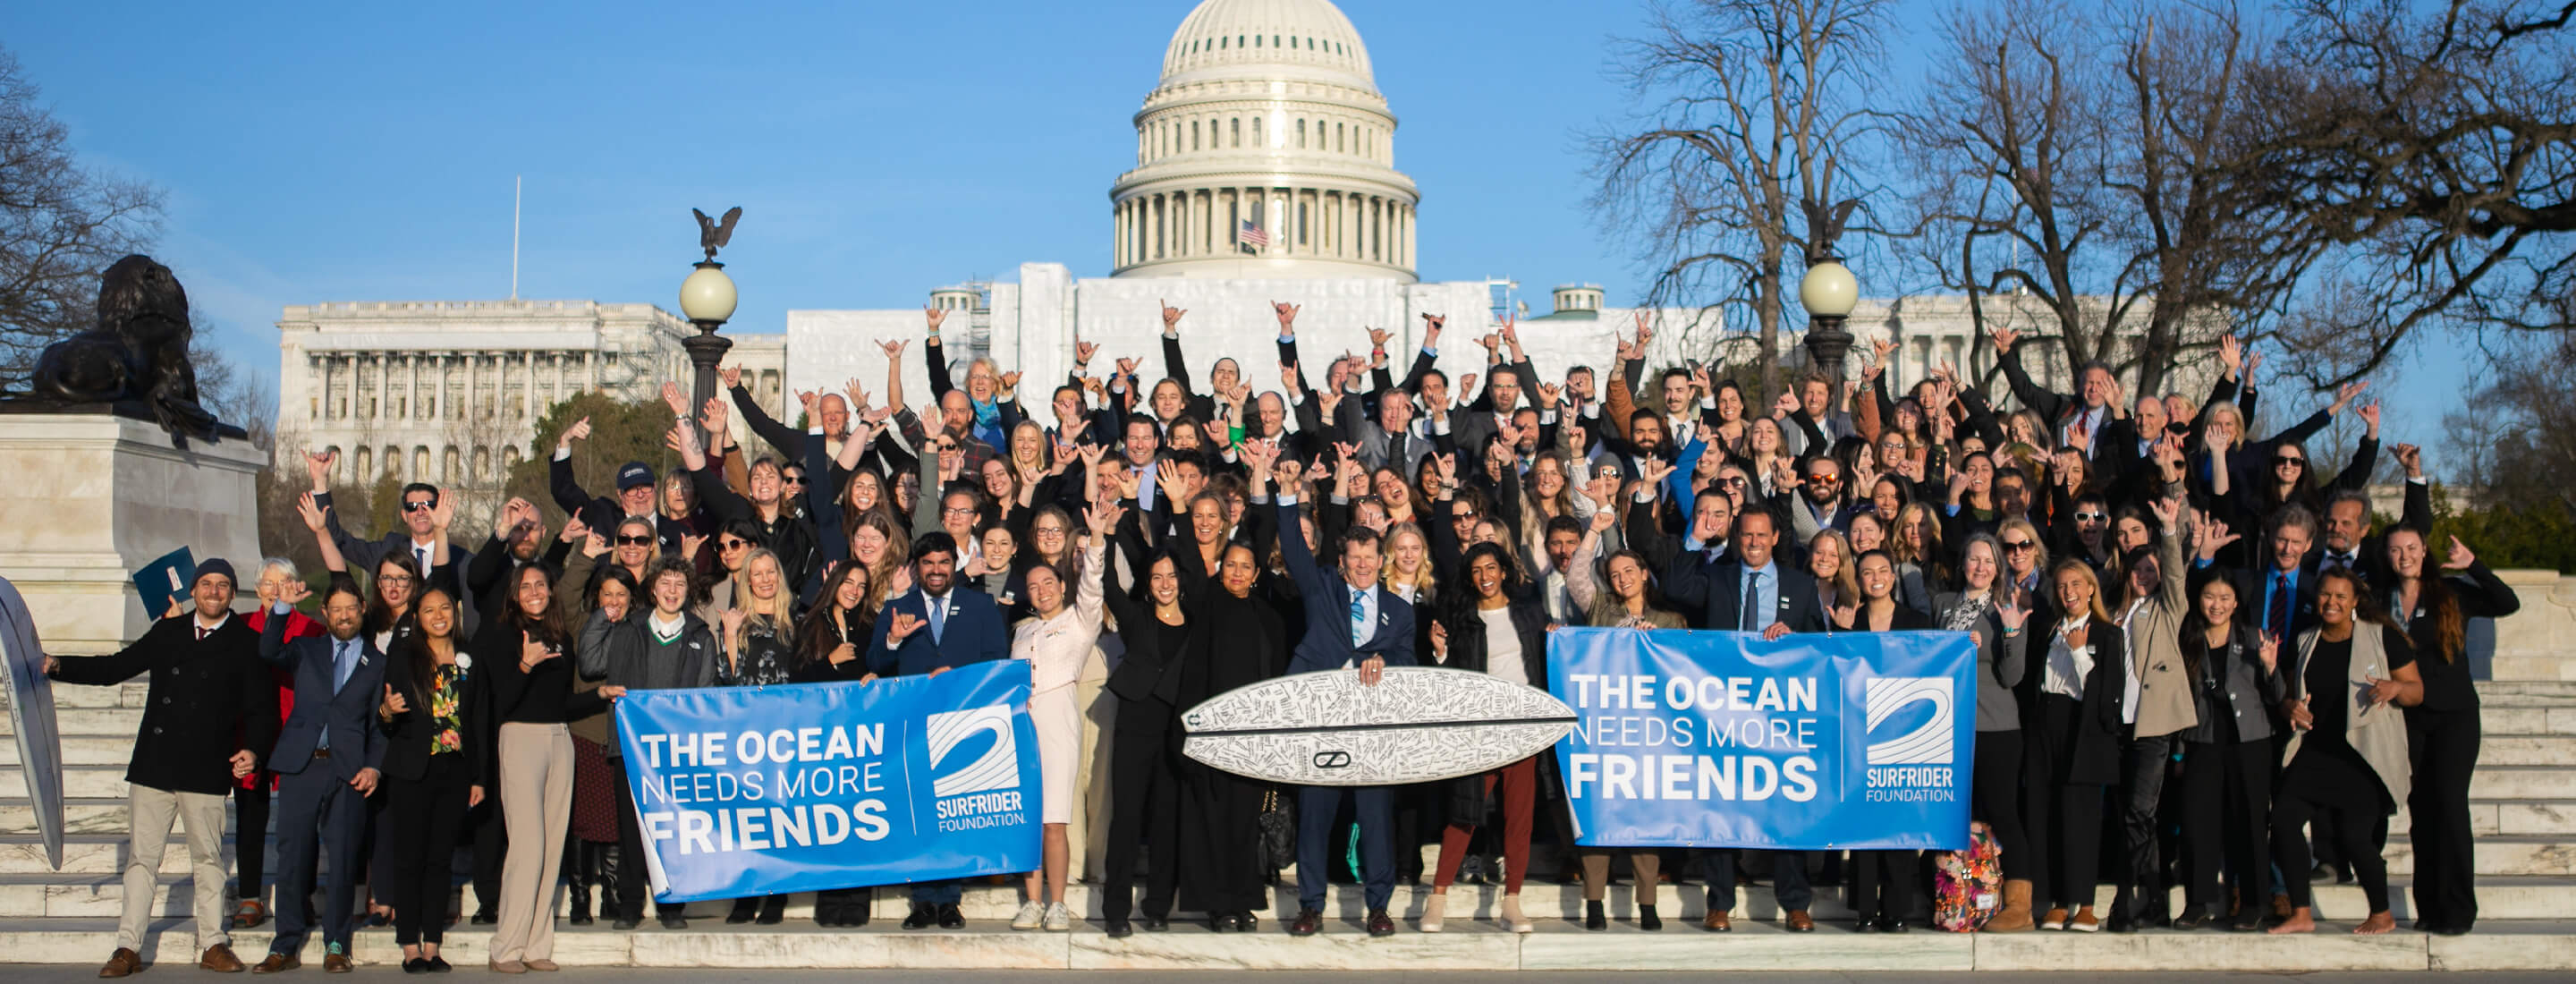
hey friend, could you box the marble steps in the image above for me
[0,916,2568,971]
[16,868,2576,925]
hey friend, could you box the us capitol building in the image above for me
[275,0,2120,495]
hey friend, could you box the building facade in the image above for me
[273,299,785,495]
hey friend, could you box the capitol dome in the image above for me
[1108,0,1420,282]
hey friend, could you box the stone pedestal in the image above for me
[0,413,263,655]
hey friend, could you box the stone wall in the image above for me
[2492,569,2576,682]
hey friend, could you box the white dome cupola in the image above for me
[1109,0,1420,281]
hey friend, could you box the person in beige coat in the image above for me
[2105,494,2199,930]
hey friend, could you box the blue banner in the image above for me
[611,660,1042,903]
[1548,627,1976,851]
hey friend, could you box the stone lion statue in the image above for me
[31,254,219,445]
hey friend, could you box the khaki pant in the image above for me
[1073,646,1115,882]
[123,785,230,955]
[490,724,572,963]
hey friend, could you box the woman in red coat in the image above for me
[232,558,323,929]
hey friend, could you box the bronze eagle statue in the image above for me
[693,207,742,261]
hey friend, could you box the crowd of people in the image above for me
[40,301,2521,973]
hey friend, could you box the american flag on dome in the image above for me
[1237,219,1269,248]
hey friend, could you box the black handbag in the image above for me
[1258,787,1297,870]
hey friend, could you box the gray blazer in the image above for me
[1936,590,2029,733]
[2181,626,2285,745]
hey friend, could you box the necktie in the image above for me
[195,624,208,641]
[1351,589,1368,647]
[1741,572,1764,632]
[2267,572,2292,640]
[928,597,947,645]
[333,640,356,692]
[2325,551,2353,572]
[416,545,431,575]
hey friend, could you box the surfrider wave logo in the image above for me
[1863,677,1953,766]
[926,705,1019,797]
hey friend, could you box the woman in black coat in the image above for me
[376,585,485,972]
[1834,551,1940,932]
[1419,542,1553,936]
[2382,529,2521,936]
[789,561,877,927]
[1172,458,1296,933]
[2021,557,2128,933]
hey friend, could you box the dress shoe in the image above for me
[1584,900,1606,931]
[1852,918,1879,933]
[936,903,965,929]
[1638,903,1662,931]
[100,946,144,978]
[321,953,352,973]
[487,961,525,974]
[902,903,936,930]
[756,895,785,925]
[1366,909,1395,937]
[1879,918,1909,934]
[1106,919,1133,938]
[1208,913,1233,933]
[1784,909,1815,932]
[424,956,450,974]
[658,913,688,930]
[251,954,297,974]
[2106,911,2138,934]
[1139,915,1169,932]
[727,899,758,924]
[1233,912,1259,933]
[521,960,557,972]
[2229,911,2267,932]
[2170,906,2211,930]
[402,958,428,975]
[201,945,247,973]
[1289,907,1323,937]
[2430,923,2471,937]
[611,916,640,931]
[471,910,497,926]
[1701,911,1733,932]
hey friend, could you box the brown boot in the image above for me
[99,947,143,978]
[1984,878,2036,932]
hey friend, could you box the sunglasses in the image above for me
[1809,475,1841,486]
[718,539,750,550]
[783,475,808,486]
[402,501,436,513]
[2073,511,2107,522]
[614,535,655,547]
[2004,540,2036,553]
[2275,455,2306,467]
[1720,477,1750,488]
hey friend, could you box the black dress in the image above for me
[1174,585,1288,919]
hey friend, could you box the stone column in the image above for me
[521,352,536,420]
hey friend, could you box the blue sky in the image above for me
[10,0,2470,458]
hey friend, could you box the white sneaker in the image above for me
[1010,900,1046,930]
[1042,902,1072,931]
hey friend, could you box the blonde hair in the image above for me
[1809,530,1859,605]
[1382,522,1438,598]
[2048,557,2113,623]
[734,547,795,649]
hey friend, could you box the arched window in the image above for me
[1336,122,1344,152]
[1296,119,1306,148]
[1252,115,1263,148]
[1231,117,1241,148]
[1254,34,1262,47]
[353,446,371,479]
[1191,120,1200,150]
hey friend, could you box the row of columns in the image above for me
[1114,186,1414,270]
[329,441,521,487]
[309,349,603,423]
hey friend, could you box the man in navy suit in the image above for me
[1274,497,1416,937]
[862,531,1008,929]
[1659,505,1828,932]
[251,577,386,972]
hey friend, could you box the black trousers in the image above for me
[1179,765,1268,917]
[2025,696,2106,911]
[469,793,504,915]
[1971,730,2029,881]
[386,754,474,946]
[1703,849,1814,912]
[2179,739,2271,914]
[1848,850,1917,923]
[2408,708,2481,929]
[2272,748,2392,912]
[608,758,683,920]
[2112,734,2174,918]
[233,780,272,903]
[1099,720,1182,921]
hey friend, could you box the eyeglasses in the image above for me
[377,573,416,584]
[2003,540,2036,553]
[2275,455,2306,468]
[614,535,655,547]
[944,506,979,516]
[402,501,436,513]
[2073,511,2107,522]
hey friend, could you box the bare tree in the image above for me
[1591,0,1893,394]
[1896,0,2287,398]
[2232,0,2576,386]
[0,47,165,393]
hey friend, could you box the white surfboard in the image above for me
[0,578,65,869]
[1181,666,1577,786]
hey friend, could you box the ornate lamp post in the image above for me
[678,207,742,450]
[1798,199,1861,408]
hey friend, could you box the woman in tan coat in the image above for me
[2104,495,2199,930]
